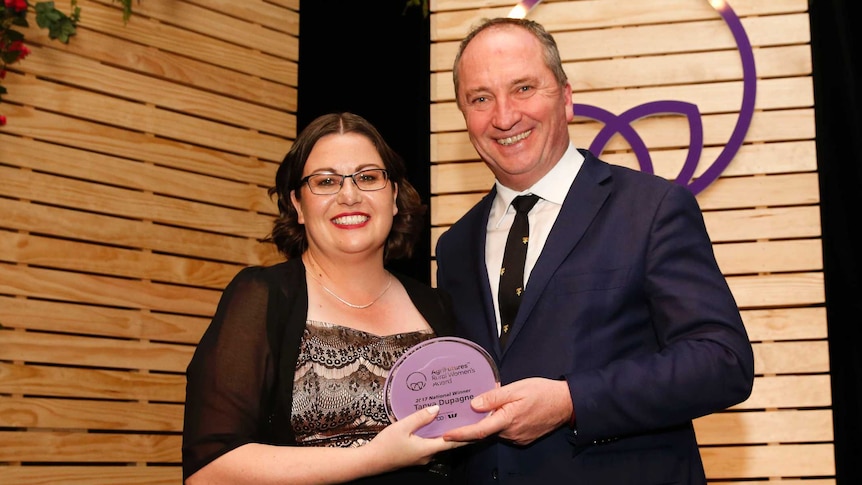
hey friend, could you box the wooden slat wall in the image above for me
[0,0,297,482]
[429,0,832,483]
[0,0,834,483]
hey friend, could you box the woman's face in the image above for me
[290,132,398,260]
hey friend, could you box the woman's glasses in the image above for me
[299,168,389,195]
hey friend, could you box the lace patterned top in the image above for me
[292,320,435,447]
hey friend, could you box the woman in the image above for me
[182,112,464,484]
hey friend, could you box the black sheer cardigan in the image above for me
[182,257,457,482]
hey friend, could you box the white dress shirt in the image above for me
[486,143,585,335]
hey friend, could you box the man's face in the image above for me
[456,25,573,191]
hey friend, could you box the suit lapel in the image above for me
[503,152,613,351]
[479,197,501,353]
[463,191,502,357]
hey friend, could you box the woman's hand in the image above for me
[361,405,468,474]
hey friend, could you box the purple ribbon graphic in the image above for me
[508,0,756,195]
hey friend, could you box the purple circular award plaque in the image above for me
[384,336,500,438]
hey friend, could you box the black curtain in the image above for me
[810,1,862,483]
[300,2,862,482]
[298,0,431,283]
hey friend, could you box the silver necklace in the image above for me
[310,271,393,309]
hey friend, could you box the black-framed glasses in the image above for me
[299,168,389,195]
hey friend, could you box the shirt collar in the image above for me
[491,142,584,226]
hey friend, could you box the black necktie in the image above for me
[498,194,540,348]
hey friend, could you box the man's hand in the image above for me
[442,378,572,445]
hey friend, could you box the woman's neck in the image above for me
[302,250,390,295]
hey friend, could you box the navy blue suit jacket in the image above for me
[435,150,754,484]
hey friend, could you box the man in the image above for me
[436,17,754,484]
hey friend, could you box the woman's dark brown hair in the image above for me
[265,112,426,262]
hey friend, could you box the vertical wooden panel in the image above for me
[0,0,297,480]
[428,1,830,483]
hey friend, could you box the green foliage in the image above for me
[1,0,133,124]
[35,0,81,43]
[0,27,26,69]
[402,0,429,18]
[115,0,134,24]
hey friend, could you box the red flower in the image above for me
[7,40,31,61]
[4,0,29,12]
[0,114,7,126]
